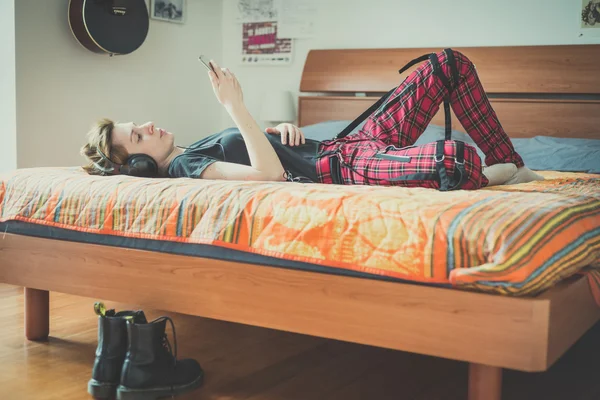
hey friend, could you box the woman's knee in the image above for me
[446,49,477,82]
[449,50,472,66]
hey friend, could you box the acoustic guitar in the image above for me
[69,0,149,55]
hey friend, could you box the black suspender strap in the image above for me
[442,98,452,141]
[428,53,452,92]
[430,48,459,93]
[435,140,467,191]
[435,140,450,191]
[335,87,396,139]
[429,53,453,141]
[455,140,465,164]
[398,54,431,75]
[329,155,344,184]
[444,48,460,89]
[452,141,467,190]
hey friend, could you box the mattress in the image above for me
[1,167,599,300]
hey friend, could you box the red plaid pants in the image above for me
[316,50,524,189]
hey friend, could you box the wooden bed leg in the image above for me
[25,288,49,341]
[468,363,502,400]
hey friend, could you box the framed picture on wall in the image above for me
[150,0,186,24]
[580,0,600,37]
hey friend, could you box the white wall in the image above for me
[0,0,17,173]
[221,0,600,129]
[15,0,223,168]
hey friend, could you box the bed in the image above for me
[1,44,600,400]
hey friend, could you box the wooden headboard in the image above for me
[298,45,600,139]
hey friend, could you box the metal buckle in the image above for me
[434,154,445,163]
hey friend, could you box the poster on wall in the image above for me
[580,0,600,37]
[277,0,317,38]
[241,22,293,65]
[236,0,278,23]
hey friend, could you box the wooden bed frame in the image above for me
[2,44,600,400]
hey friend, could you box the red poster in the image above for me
[242,22,292,65]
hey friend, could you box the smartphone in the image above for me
[198,55,216,74]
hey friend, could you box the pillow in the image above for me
[301,121,600,173]
[300,120,364,141]
[511,136,600,174]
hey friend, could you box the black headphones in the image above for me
[93,149,158,177]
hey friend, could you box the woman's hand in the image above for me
[208,60,244,110]
[265,123,306,146]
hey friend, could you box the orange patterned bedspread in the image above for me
[1,168,599,299]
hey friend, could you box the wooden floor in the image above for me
[1,284,599,400]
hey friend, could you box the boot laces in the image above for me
[152,316,178,366]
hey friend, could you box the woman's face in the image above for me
[111,121,175,164]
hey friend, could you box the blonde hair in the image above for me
[80,118,129,175]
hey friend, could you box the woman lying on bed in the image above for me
[81,50,543,190]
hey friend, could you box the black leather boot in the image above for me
[116,316,204,400]
[88,303,147,399]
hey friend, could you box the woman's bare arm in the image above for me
[200,161,285,181]
[207,61,285,181]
